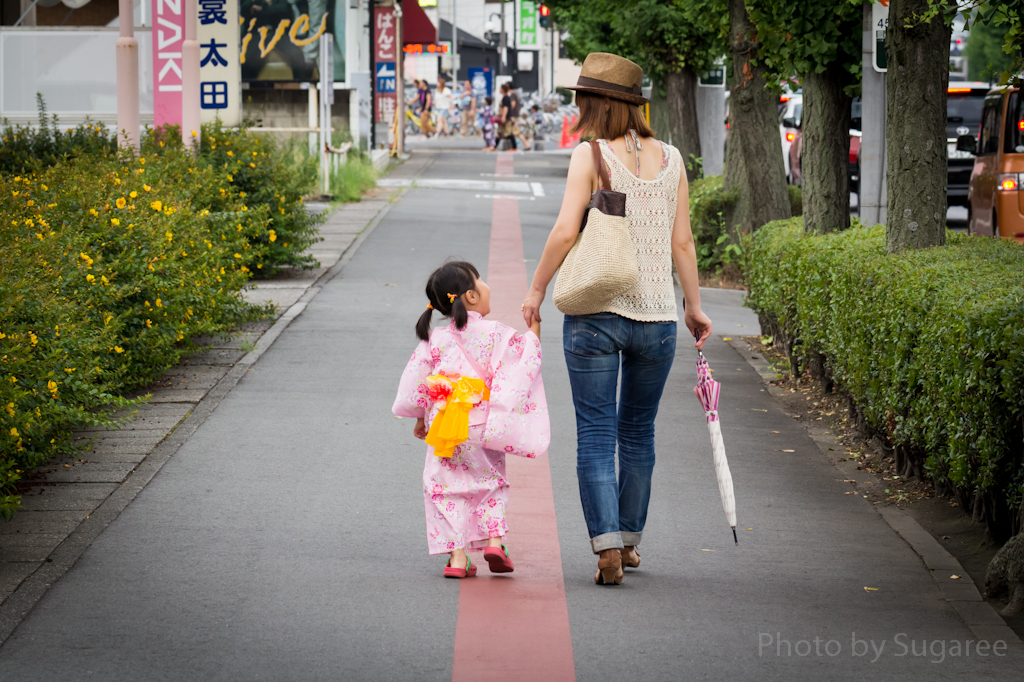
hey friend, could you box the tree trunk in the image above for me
[885,0,950,252]
[666,68,703,181]
[724,0,791,234]
[649,81,672,142]
[801,66,853,233]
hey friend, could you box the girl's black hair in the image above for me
[416,261,480,341]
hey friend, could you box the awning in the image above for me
[403,0,437,44]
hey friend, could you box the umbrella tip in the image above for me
[732,527,738,545]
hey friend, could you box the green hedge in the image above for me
[0,140,281,518]
[744,219,1024,536]
[689,175,802,272]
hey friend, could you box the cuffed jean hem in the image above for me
[590,532,625,554]
[621,531,642,547]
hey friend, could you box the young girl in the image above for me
[480,96,497,152]
[393,261,548,578]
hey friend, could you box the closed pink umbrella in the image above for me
[693,348,738,544]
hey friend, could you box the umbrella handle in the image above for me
[693,329,704,358]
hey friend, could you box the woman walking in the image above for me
[521,53,712,585]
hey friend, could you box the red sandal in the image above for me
[443,556,478,579]
[483,544,515,573]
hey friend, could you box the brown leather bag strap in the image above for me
[590,139,612,191]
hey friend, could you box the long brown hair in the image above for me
[571,91,653,140]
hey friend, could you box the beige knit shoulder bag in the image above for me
[553,140,639,315]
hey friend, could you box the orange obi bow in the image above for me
[424,375,490,458]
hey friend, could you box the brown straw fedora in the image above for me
[567,52,647,105]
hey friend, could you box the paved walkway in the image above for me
[0,150,1020,680]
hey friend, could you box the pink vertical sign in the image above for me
[153,0,185,128]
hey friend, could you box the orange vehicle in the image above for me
[958,87,1024,242]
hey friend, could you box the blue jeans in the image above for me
[563,313,677,554]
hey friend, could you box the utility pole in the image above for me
[115,0,139,150]
[181,0,201,151]
[452,0,458,82]
[370,0,376,149]
[396,0,405,156]
[499,0,506,75]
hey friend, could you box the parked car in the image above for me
[780,96,860,192]
[779,94,803,184]
[957,87,1024,242]
[946,82,991,207]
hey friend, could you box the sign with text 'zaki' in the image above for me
[153,0,185,128]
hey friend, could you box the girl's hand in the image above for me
[414,418,427,440]
[522,287,544,328]
[684,308,712,351]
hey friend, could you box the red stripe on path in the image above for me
[451,156,576,682]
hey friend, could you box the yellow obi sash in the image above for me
[424,375,490,458]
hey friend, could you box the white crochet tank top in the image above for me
[597,138,682,322]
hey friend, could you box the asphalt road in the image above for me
[0,149,1019,680]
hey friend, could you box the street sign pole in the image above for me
[862,1,887,225]
[320,33,334,196]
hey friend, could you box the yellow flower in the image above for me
[233,253,242,259]
[151,200,163,211]
[89,208,99,216]
[114,346,124,353]
[129,191,137,198]
[240,205,248,212]
[268,230,277,242]
[227,175,233,182]
[101,275,109,285]
[29,333,38,345]
[146,319,152,328]
[47,380,57,393]
[227,151,234,156]
[139,157,145,165]
[110,218,120,226]
[144,184,152,192]
[41,184,47,191]
[27,199,34,207]
[64,368,75,374]
[250,163,256,168]
[9,427,18,437]
[155,298,162,308]
[5,402,13,417]
[86,274,96,283]
[116,197,126,209]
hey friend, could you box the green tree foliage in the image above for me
[965,10,1016,82]
[961,1,1024,85]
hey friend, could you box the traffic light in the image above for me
[539,5,550,29]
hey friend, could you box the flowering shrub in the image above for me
[147,121,322,274]
[744,219,1024,537]
[0,151,270,518]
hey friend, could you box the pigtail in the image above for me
[418,260,481,339]
[450,296,468,331]
[416,306,433,341]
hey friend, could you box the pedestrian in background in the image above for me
[521,53,712,586]
[459,80,477,136]
[394,261,548,579]
[480,96,496,151]
[434,76,454,137]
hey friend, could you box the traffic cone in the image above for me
[559,115,572,148]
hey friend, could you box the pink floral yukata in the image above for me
[393,311,550,555]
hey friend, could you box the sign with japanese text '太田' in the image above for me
[199,0,241,125]
[374,6,397,124]
[153,0,185,129]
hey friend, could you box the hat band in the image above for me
[575,76,643,97]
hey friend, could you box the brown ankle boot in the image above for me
[620,546,641,569]
[595,548,624,585]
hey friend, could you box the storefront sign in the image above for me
[519,1,538,49]
[152,0,185,128]
[199,0,241,124]
[374,5,398,124]
[240,0,345,82]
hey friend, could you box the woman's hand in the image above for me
[684,307,713,351]
[414,418,427,440]
[522,287,545,328]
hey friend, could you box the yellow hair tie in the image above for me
[426,302,433,310]
[447,293,457,303]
